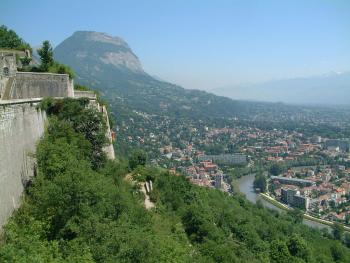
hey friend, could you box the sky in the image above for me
[1,0,350,90]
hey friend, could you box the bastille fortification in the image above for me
[0,50,115,227]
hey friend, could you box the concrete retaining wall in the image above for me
[0,101,46,226]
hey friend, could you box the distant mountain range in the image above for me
[212,72,350,105]
[54,31,275,119]
[53,31,347,123]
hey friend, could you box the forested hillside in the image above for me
[1,98,350,262]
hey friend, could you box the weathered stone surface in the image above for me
[0,102,46,226]
[101,105,115,160]
[10,72,74,99]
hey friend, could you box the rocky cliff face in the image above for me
[54,31,146,78]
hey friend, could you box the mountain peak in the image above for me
[54,31,145,74]
[72,31,129,48]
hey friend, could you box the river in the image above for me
[236,174,331,231]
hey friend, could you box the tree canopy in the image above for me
[129,149,148,170]
[253,173,267,192]
[0,25,31,51]
[269,163,285,176]
[37,40,54,71]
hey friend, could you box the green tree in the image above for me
[332,223,344,241]
[345,214,350,225]
[48,61,75,78]
[270,240,291,263]
[330,243,346,262]
[287,209,304,224]
[269,163,284,176]
[344,233,350,249]
[287,234,311,262]
[129,149,147,170]
[19,56,32,66]
[182,205,214,243]
[0,25,31,50]
[37,40,54,71]
[39,98,108,169]
[253,174,267,192]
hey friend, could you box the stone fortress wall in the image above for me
[0,100,46,226]
[0,50,26,100]
[0,51,115,228]
[9,72,74,99]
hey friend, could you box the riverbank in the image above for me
[260,193,291,211]
[260,193,350,232]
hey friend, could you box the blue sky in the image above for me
[2,0,349,90]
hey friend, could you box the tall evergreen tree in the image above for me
[37,40,54,71]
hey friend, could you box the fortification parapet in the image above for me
[74,90,97,99]
[9,72,74,99]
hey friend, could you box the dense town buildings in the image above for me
[152,124,350,224]
[117,102,350,225]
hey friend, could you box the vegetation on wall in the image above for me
[0,25,75,79]
[39,98,108,169]
[0,25,31,51]
[73,84,116,130]
[31,40,75,78]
